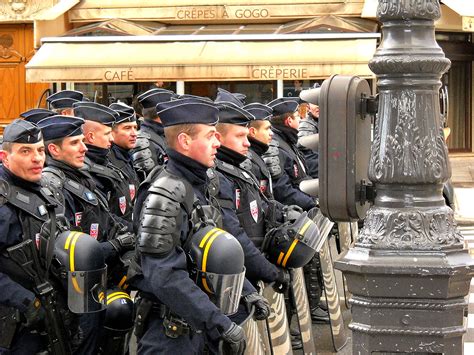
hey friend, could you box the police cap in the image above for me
[3,119,43,144]
[216,102,254,126]
[156,98,219,127]
[20,108,55,124]
[137,88,175,109]
[109,102,136,124]
[215,88,246,107]
[37,115,85,141]
[268,97,299,116]
[177,94,213,103]
[243,103,272,121]
[47,90,84,109]
[73,102,118,126]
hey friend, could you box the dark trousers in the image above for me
[137,315,206,355]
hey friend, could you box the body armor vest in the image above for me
[248,149,273,199]
[216,160,266,249]
[274,134,308,186]
[85,158,133,222]
[42,166,110,242]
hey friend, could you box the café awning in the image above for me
[26,33,378,83]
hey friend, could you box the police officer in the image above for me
[297,83,320,178]
[242,102,275,199]
[264,97,316,211]
[46,90,84,116]
[131,88,175,181]
[38,115,135,353]
[74,101,134,231]
[215,87,246,107]
[0,120,72,353]
[214,101,290,289]
[129,98,248,354]
[264,98,329,323]
[108,102,140,224]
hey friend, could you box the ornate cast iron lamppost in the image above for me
[335,0,474,353]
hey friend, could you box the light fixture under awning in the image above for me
[26,35,378,83]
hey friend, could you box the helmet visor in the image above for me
[67,266,107,313]
[199,268,245,315]
[293,211,329,252]
[309,209,334,251]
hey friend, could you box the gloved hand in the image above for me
[221,322,246,355]
[283,205,303,222]
[23,298,45,328]
[273,268,291,294]
[109,232,136,253]
[243,292,271,320]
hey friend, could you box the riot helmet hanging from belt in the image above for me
[54,231,107,313]
[263,210,321,269]
[185,225,245,315]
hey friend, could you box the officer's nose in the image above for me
[243,136,250,148]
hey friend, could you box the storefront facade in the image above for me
[1,0,474,155]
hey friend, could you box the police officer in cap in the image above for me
[131,88,175,181]
[74,101,134,231]
[264,97,316,211]
[46,90,84,116]
[215,87,246,107]
[129,98,249,354]
[264,98,328,323]
[0,120,72,353]
[214,101,290,290]
[39,115,135,354]
[242,102,275,199]
[109,102,140,224]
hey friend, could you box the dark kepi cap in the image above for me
[137,88,175,109]
[177,94,213,103]
[109,102,136,124]
[216,101,254,125]
[20,108,55,124]
[3,119,43,144]
[243,103,272,121]
[46,90,84,109]
[156,98,219,128]
[268,97,299,116]
[37,115,85,141]
[215,88,246,107]
[73,102,118,126]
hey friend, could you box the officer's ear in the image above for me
[47,142,60,158]
[215,130,223,143]
[248,126,257,138]
[0,150,7,164]
[177,132,191,150]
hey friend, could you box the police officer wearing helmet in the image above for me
[129,98,248,354]
[0,120,78,353]
[214,101,290,294]
[46,90,84,116]
[131,88,175,181]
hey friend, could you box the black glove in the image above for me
[283,205,303,222]
[243,292,271,320]
[109,232,136,253]
[23,298,45,328]
[221,322,246,355]
[273,268,291,294]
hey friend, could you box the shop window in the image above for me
[185,81,277,104]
